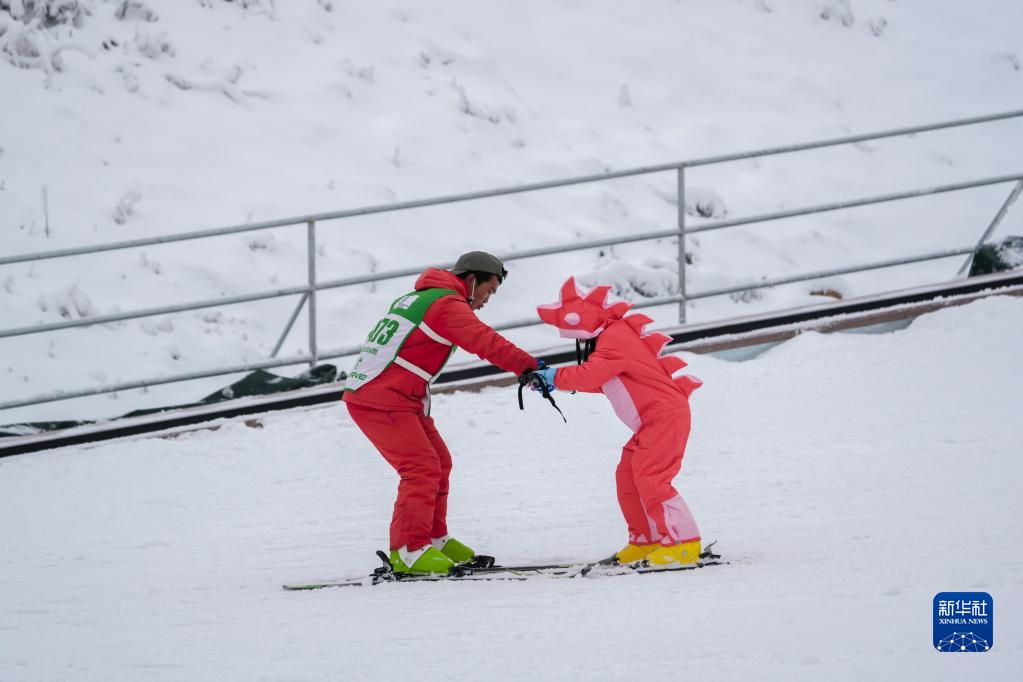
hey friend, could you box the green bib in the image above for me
[343,288,460,405]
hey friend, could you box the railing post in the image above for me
[957,179,1023,276]
[270,292,309,359]
[307,220,318,368]
[677,166,687,324]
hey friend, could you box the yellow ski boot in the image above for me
[615,543,659,564]
[646,540,702,566]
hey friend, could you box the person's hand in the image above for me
[530,366,557,393]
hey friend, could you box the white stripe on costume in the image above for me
[419,322,452,346]
[601,377,642,432]
[660,494,700,544]
[393,356,432,381]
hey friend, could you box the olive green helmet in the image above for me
[451,251,508,281]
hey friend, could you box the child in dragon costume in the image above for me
[533,277,704,566]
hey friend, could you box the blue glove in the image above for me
[531,366,557,393]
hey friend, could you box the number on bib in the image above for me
[367,318,400,345]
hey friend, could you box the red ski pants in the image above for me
[346,403,452,552]
[615,406,700,546]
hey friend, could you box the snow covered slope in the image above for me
[2,0,1023,422]
[1,296,1020,680]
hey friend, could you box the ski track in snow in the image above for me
[1,296,1021,680]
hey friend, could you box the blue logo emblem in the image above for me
[933,592,993,652]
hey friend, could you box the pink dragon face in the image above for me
[536,277,633,339]
[536,277,704,400]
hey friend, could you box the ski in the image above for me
[473,539,720,573]
[282,542,724,590]
[282,557,724,590]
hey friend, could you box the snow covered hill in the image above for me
[1,296,1021,680]
[1,0,1022,421]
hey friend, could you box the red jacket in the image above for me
[553,319,697,431]
[343,268,536,413]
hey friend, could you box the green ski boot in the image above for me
[388,546,455,574]
[433,535,476,564]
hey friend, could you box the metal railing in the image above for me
[2,109,1022,412]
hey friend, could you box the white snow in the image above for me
[2,3,1023,676]
[1,295,1021,680]
[2,0,1023,422]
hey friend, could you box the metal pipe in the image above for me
[488,246,976,332]
[487,299,694,333]
[3,110,1020,268]
[686,174,1023,235]
[307,220,318,368]
[448,247,974,334]
[311,174,1022,291]
[0,352,318,411]
[2,109,1021,413]
[271,293,308,358]
[488,246,973,331]
[0,284,309,340]
[0,216,306,267]
[678,167,687,324]
[957,179,1023,276]
[683,109,1023,168]
[0,166,683,267]
[292,343,362,366]
[5,174,1018,342]
[688,247,975,300]
[0,245,984,411]
[312,228,684,293]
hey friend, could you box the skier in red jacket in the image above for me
[531,277,704,566]
[343,251,538,574]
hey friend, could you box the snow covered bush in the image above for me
[576,254,680,301]
[0,0,95,70]
[246,233,277,252]
[111,188,142,224]
[1,0,90,28]
[36,282,98,319]
[199,0,277,19]
[114,0,157,22]
[129,29,172,59]
[652,184,729,219]
[730,285,764,304]
[818,0,854,27]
